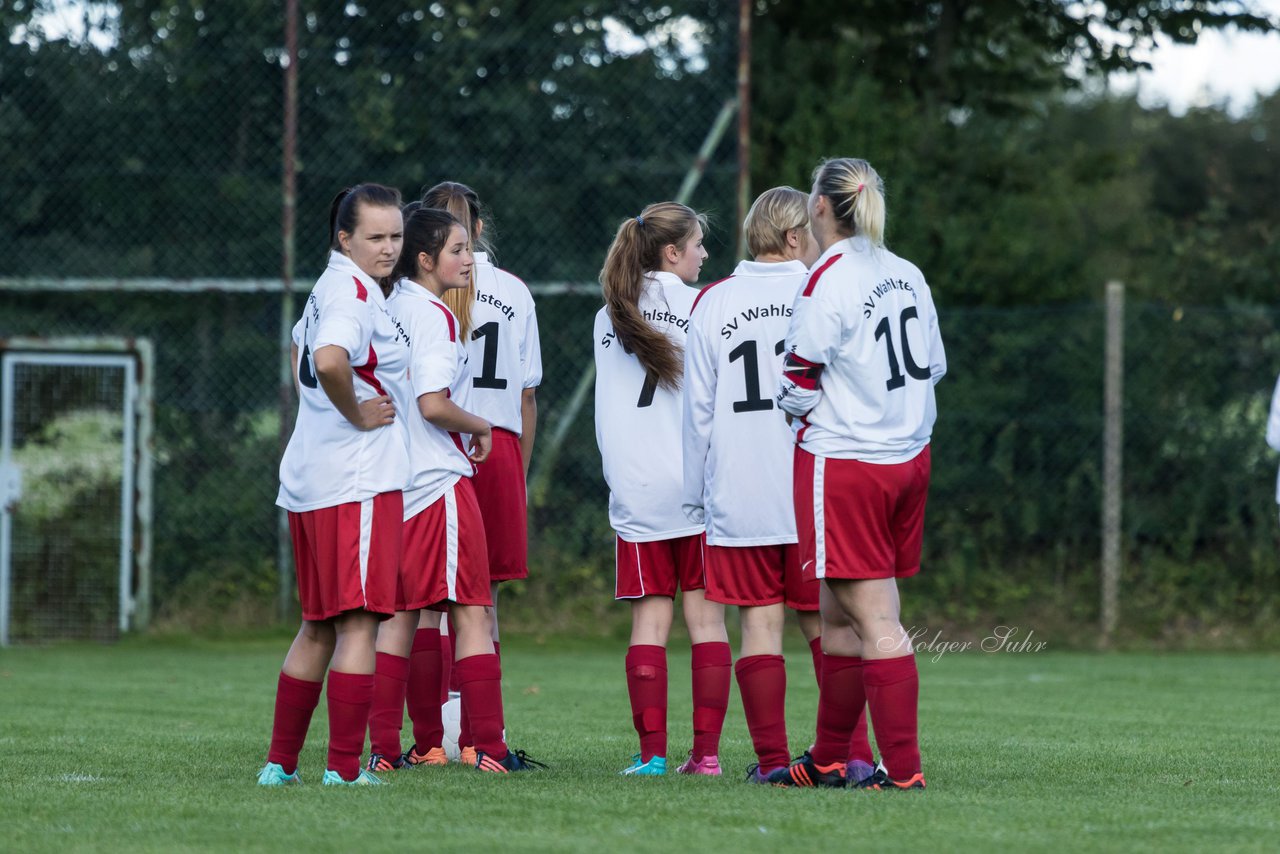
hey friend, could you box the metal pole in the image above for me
[277,0,299,623]
[735,0,752,261]
[1101,281,1124,648]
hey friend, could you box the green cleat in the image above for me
[321,768,385,786]
[256,762,301,786]
[620,754,667,776]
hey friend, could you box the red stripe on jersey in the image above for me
[429,301,457,342]
[796,416,810,444]
[691,275,735,313]
[801,254,843,297]
[443,388,476,474]
[353,343,387,396]
[352,276,368,302]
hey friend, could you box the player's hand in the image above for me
[356,395,396,430]
[468,423,493,463]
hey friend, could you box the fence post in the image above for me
[277,0,300,624]
[1101,280,1124,648]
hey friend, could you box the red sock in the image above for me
[863,654,920,778]
[811,654,865,767]
[808,636,823,687]
[325,670,374,781]
[266,672,322,774]
[690,641,731,759]
[407,628,444,749]
[849,704,874,765]
[625,644,668,762]
[443,622,457,697]
[734,655,789,772]
[367,652,408,758]
[455,653,506,760]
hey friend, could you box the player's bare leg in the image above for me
[679,589,729,774]
[281,619,336,682]
[829,578,922,786]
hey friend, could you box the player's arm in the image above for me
[313,345,394,431]
[681,321,715,524]
[290,343,301,398]
[925,288,947,385]
[777,289,842,418]
[519,387,537,476]
[418,392,492,463]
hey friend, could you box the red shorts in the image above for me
[401,479,492,610]
[614,534,706,599]
[470,428,528,582]
[705,543,819,611]
[794,446,931,580]
[288,490,402,621]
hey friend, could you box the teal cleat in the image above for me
[257,762,301,786]
[321,768,386,786]
[620,754,667,776]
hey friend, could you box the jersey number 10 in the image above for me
[874,306,931,391]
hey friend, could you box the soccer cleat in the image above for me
[256,762,301,786]
[400,744,448,767]
[458,745,478,767]
[620,754,667,776]
[366,752,408,772]
[851,762,926,790]
[676,752,722,776]
[744,763,780,784]
[766,751,847,788]
[475,749,548,773]
[846,758,876,785]
[321,768,386,786]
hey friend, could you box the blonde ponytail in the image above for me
[813,158,886,246]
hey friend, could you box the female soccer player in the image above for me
[683,186,871,783]
[594,201,732,777]
[771,158,946,790]
[366,206,540,774]
[259,183,409,787]
[421,181,542,761]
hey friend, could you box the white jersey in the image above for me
[594,271,704,542]
[386,278,475,520]
[464,252,543,435]
[278,251,411,512]
[777,236,946,462]
[683,259,806,545]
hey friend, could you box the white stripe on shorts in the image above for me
[813,456,827,579]
[358,497,374,595]
[444,487,459,601]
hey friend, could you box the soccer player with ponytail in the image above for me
[420,181,542,763]
[259,183,409,787]
[772,158,946,790]
[594,202,731,777]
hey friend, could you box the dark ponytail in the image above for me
[390,207,463,286]
[328,182,402,250]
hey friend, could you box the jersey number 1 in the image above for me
[874,307,931,391]
[728,338,785,412]
[471,321,508,389]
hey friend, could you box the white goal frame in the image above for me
[0,338,154,646]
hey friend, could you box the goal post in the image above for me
[0,337,154,645]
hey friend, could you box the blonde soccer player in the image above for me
[259,183,410,787]
[420,181,542,763]
[364,206,543,774]
[682,186,873,783]
[771,158,946,790]
[594,202,731,776]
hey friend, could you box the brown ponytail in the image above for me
[599,201,706,390]
[421,181,491,340]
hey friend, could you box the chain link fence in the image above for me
[2,3,1277,641]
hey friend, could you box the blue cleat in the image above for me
[256,762,301,786]
[620,754,667,776]
[321,768,385,786]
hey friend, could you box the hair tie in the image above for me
[635,215,645,226]
[856,183,865,194]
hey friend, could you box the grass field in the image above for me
[1,634,1276,853]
